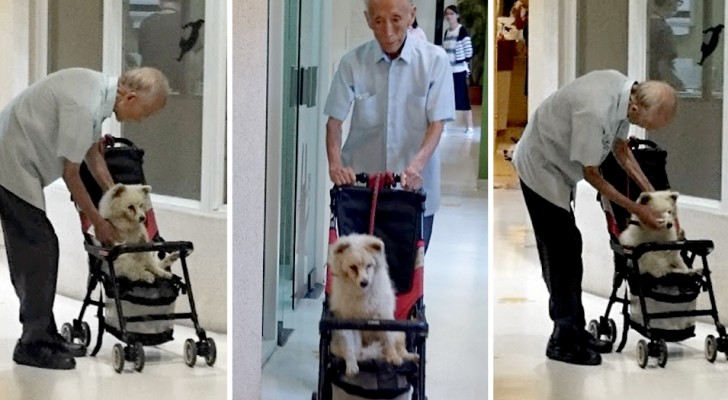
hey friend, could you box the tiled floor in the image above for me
[493,188,728,400]
[0,250,227,400]
[262,108,488,399]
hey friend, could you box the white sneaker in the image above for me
[465,127,474,134]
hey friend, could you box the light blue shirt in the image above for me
[324,36,454,216]
[513,70,633,211]
[0,68,117,210]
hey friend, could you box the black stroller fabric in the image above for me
[599,138,670,230]
[331,186,425,294]
[80,137,147,207]
[331,362,412,399]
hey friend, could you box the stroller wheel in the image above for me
[204,338,217,366]
[80,322,92,348]
[606,319,618,344]
[656,339,668,368]
[587,320,600,339]
[705,334,718,363]
[637,340,649,368]
[184,338,197,367]
[112,343,125,373]
[60,323,74,343]
[133,343,145,372]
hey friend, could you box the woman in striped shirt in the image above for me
[443,5,474,133]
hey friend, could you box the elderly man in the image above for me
[512,70,677,366]
[0,67,169,370]
[324,0,454,250]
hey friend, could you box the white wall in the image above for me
[232,0,267,398]
[0,1,30,107]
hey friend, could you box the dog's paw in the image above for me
[157,270,173,279]
[385,348,403,366]
[141,271,156,283]
[401,351,419,362]
[344,360,359,376]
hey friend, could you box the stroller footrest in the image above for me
[319,317,428,334]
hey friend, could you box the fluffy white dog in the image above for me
[619,190,694,278]
[328,234,419,376]
[98,183,178,283]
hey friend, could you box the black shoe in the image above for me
[50,333,87,357]
[13,340,76,370]
[582,330,613,354]
[546,325,601,366]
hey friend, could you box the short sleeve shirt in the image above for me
[512,70,633,210]
[0,68,117,210]
[323,37,455,216]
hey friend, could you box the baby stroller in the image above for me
[59,137,217,373]
[313,172,429,400]
[588,137,728,368]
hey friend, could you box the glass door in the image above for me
[646,0,723,200]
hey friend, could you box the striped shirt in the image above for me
[442,25,473,74]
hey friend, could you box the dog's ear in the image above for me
[333,240,351,255]
[365,236,384,254]
[140,185,152,196]
[670,191,679,203]
[638,193,651,205]
[110,184,126,198]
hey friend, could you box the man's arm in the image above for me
[84,137,115,191]
[63,160,117,245]
[583,166,663,229]
[326,117,356,185]
[402,120,445,190]
[612,138,655,193]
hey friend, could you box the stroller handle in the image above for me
[319,315,428,335]
[85,240,194,260]
[614,239,714,258]
[354,172,402,184]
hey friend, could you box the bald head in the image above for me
[628,80,677,130]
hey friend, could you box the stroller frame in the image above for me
[589,138,728,368]
[60,137,216,373]
[313,173,429,400]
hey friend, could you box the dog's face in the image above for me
[502,137,519,161]
[330,234,385,290]
[637,190,679,229]
[102,184,152,223]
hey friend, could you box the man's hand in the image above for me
[633,203,666,230]
[94,219,119,246]
[329,165,356,186]
[401,164,423,190]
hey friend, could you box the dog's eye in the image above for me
[128,205,135,211]
[366,263,373,269]
[349,265,357,273]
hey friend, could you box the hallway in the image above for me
[493,187,728,400]
[262,108,488,398]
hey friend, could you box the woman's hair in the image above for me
[118,67,170,106]
[446,5,461,23]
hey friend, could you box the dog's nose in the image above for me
[666,222,673,229]
[360,280,368,288]
[139,215,146,222]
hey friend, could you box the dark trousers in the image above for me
[520,180,585,329]
[423,215,434,253]
[0,185,59,344]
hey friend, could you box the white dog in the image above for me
[98,183,178,283]
[328,234,419,376]
[619,190,694,278]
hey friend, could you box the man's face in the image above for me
[628,105,673,131]
[365,0,414,57]
[114,92,165,123]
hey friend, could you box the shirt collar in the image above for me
[618,79,635,120]
[102,76,118,119]
[370,36,414,64]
